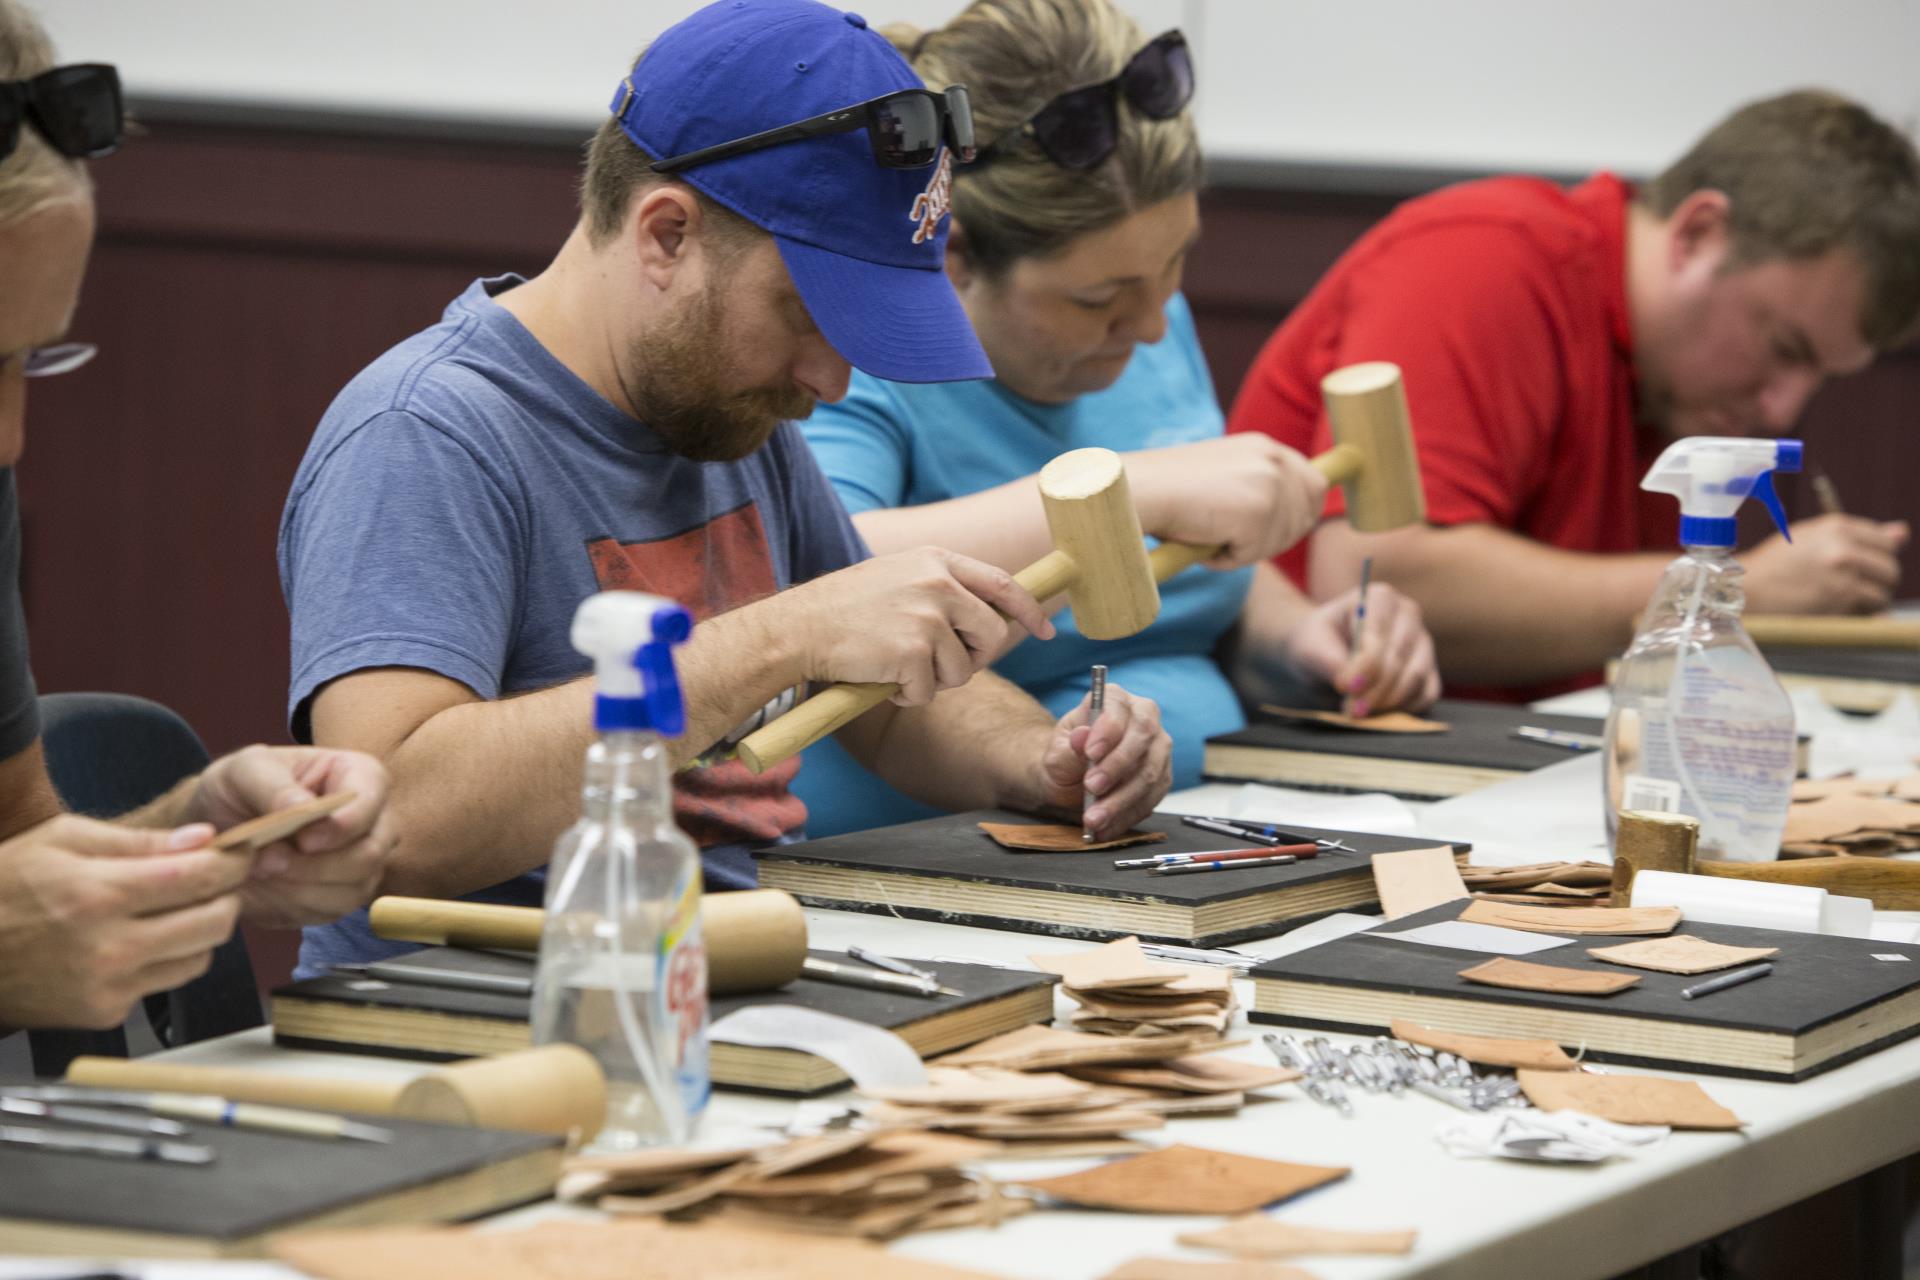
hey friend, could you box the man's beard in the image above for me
[623,277,817,463]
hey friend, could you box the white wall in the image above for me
[34,0,1920,175]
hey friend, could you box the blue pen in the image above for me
[1150,854,1300,877]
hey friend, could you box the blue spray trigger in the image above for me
[633,603,693,738]
[1753,470,1791,543]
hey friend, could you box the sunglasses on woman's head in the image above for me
[0,64,123,164]
[634,83,976,174]
[970,30,1193,172]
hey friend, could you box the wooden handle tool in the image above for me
[1698,856,1920,911]
[1743,615,1920,650]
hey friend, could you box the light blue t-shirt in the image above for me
[280,276,868,977]
[795,294,1249,837]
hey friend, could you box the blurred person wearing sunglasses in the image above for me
[281,0,1175,979]
[0,0,395,1033]
[1230,92,1920,702]
[790,0,1441,837]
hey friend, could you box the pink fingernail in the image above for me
[1086,772,1107,795]
[169,823,214,851]
[1347,676,1366,693]
[255,850,292,877]
[1352,700,1371,717]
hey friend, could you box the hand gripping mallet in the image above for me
[735,360,1425,774]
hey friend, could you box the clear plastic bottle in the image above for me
[531,592,709,1149]
[1602,438,1802,862]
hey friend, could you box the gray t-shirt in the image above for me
[0,470,40,761]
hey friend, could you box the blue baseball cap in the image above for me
[611,0,991,384]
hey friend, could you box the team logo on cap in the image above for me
[909,149,953,245]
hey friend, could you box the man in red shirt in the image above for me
[1229,91,1918,699]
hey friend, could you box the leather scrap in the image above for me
[1028,936,1188,990]
[1102,1260,1324,1280]
[1067,1054,1301,1095]
[979,821,1167,852]
[1518,1068,1743,1130]
[935,1025,1225,1072]
[1389,1018,1578,1069]
[1455,957,1641,997]
[1588,935,1780,975]
[271,1219,1004,1280]
[860,1066,1089,1109]
[1782,795,1920,845]
[1459,900,1681,936]
[1372,845,1472,920]
[1258,704,1447,734]
[1178,1216,1417,1258]
[1015,1144,1348,1215]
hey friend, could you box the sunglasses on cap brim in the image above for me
[634,83,976,174]
[0,63,124,165]
[970,30,1192,172]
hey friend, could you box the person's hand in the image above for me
[186,745,395,930]
[791,547,1057,706]
[1286,583,1441,718]
[1746,515,1908,615]
[1032,685,1172,840]
[1127,435,1329,569]
[0,815,243,1029]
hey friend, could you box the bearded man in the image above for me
[278,0,1175,976]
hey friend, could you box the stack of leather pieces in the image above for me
[1029,937,1237,1036]
[1456,853,1613,906]
[1781,775,1920,857]
[556,1128,1025,1241]
[938,1024,1300,1121]
[859,1066,1166,1158]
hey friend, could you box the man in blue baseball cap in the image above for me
[279,0,1175,977]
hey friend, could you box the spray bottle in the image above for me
[1603,437,1802,861]
[531,591,709,1148]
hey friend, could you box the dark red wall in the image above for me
[19,117,1918,986]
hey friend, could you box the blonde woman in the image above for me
[794,0,1440,835]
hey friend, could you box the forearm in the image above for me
[852,478,1057,573]
[1219,562,1327,707]
[1308,521,1665,684]
[836,673,1054,815]
[0,741,69,837]
[328,600,811,898]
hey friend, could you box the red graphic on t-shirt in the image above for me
[585,503,804,850]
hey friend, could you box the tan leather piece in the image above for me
[1070,1009,1234,1035]
[1016,1144,1348,1215]
[1459,861,1612,890]
[935,1025,1226,1072]
[860,1066,1090,1109]
[1068,1055,1302,1095]
[1389,1018,1579,1069]
[979,821,1167,852]
[1459,900,1681,935]
[1067,991,1233,1020]
[1588,935,1780,975]
[212,790,356,852]
[1782,795,1920,844]
[1518,1068,1743,1129]
[1028,936,1188,989]
[1454,957,1641,998]
[1178,1216,1417,1257]
[1372,845,1472,920]
[1258,704,1447,734]
[1792,776,1895,802]
[272,1219,1006,1280]
[1102,1260,1324,1280]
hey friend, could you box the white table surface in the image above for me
[16,753,1920,1279]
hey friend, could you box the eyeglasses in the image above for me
[971,30,1193,172]
[21,343,98,379]
[626,83,976,174]
[0,64,124,165]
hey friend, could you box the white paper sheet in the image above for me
[1222,783,1421,836]
[709,1005,928,1090]
[1369,919,1573,955]
[1418,752,1611,866]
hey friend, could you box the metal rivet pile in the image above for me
[1262,1033,1527,1116]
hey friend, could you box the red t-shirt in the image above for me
[1227,172,1675,698]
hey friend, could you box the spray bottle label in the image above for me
[1640,646,1796,854]
[659,875,710,1117]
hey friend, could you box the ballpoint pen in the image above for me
[1149,853,1300,876]
[0,1095,190,1137]
[9,1087,395,1144]
[1513,726,1603,752]
[846,944,941,986]
[1180,815,1285,846]
[1181,814,1357,853]
[1119,844,1317,869]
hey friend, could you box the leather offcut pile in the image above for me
[860,1066,1166,1156]
[557,1128,1024,1241]
[1455,853,1612,905]
[1781,777,1920,857]
[1030,936,1238,1036]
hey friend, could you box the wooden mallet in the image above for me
[735,360,1425,774]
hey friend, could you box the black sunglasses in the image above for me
[0,63,124,165]
[626,83,976,175]
[972,30,1193,172]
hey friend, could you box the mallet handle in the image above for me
[1743,614,1920,650]
[735,549,1082,774]
[1699,856,1920,910]
[1140,444,1370,582]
